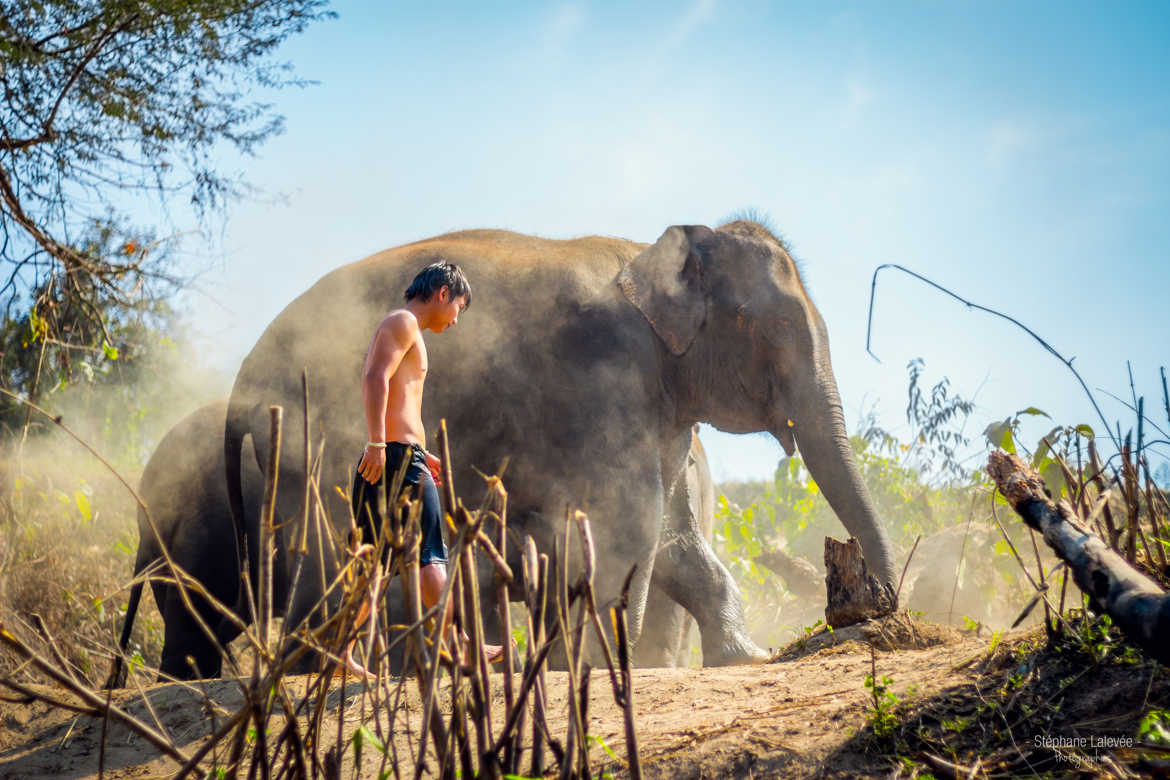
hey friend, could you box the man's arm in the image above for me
[357,312,416,484]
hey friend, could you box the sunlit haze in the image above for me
[178,1,1170,483]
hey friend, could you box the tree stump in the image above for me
[824,537,895,628]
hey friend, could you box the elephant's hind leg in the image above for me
[158,586,225,680]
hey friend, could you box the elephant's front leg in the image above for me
[655,441,769,666]
[653,528,768,665]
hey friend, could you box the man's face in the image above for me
[433,286,468,332]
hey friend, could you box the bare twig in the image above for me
[866,263,1118,451]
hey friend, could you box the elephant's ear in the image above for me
[618,225,709,356]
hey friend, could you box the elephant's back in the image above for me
[231,229,647,424]
[351,229,645,305]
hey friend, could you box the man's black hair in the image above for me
[404,261,472,308]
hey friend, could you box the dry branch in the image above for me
[0,622,190,764]
[755,547,823,599]
[987,451,1170,665]
[3,412,641,779]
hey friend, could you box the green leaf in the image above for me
[352,724,387,756]
[1015,407,1051,419]
[1031,426,1062,467]
[983,419,1015,454]
[103,342,119,361]
[587,733,620,762]
[1041,460,1067,498]
[1139,709,1170,745]
[75,490,93,523]
[1074,424,1095,439]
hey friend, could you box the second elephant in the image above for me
[114,404,716,681]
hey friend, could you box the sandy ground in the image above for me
[0,617,996,779]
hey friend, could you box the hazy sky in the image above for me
[181,1,1170,482]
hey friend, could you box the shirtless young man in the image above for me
[348,261,501,675]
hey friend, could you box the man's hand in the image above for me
[425,450,443,487]
[358,444,386,484]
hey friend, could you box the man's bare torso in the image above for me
[375,310,427,446]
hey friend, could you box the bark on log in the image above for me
[987,451,1170,665]
[755,548,823,600]
[824,537,895,628]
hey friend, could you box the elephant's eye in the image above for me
[735,297,789,350]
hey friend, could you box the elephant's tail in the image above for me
[225,397,251,610]
[105,536,151,689]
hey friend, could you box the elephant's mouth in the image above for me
[771,417,797,456]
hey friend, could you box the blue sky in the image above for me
[182,1,1170,482]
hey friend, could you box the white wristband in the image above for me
[366,441,387,449]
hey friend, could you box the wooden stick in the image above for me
[556,517,582,780]
[574,514,619,692]
[259,406,283,660]
[0,622,190,765]
[438,420,457,523]
[493,489,516,772]
[457,505,493,761]
[1088,441,1120,548]
[578,664,592,776]
[988,451,1170,664]
[612,564,642,780]
[1142,456,1170,570]
[410,513,454,780]
[530,545,549,778]
[487,625,561,757]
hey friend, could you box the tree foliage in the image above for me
[0,0,332,409]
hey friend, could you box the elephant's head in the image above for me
[618,221,897,588]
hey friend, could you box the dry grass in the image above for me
[0,452,164,686]
[0,413,644,779]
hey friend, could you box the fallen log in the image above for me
[755,548,823,600]
[824,537,895,628]
[987,451,1170,665]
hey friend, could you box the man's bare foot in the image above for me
[441,636,506,672]
[337,650,376,682]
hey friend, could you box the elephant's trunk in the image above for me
[780,374,897,591]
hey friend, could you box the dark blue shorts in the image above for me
[351,442,448,566]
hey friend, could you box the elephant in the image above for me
[110,401,272,683]
[224,221,897,669]
[110,403,706,683]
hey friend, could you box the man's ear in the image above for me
[437,285,450,303]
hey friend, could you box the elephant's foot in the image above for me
[702,631,770,667]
